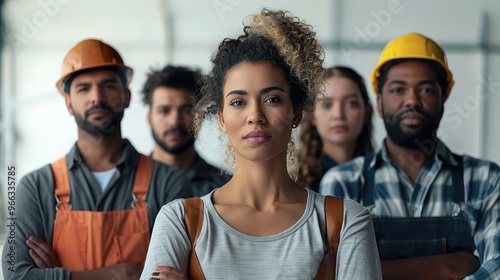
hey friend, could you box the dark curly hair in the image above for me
[141,65,203,107]
[297,66,374,190]
[193,9,324,134]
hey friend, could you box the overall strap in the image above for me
[52,156,71,210]
[315,196,344,279]
[361,152,376,206]
[131,154,153,207]
[451,154,464,203]
[184,197,205,280]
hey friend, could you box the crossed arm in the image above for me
[381,252,480,280]
[26,236,143,280]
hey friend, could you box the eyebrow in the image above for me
[225,86,286,97]
[342,93,361,99]
[74,78,120,88]
[388,80,437,86]
[155,104,193,110]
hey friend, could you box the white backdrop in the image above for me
[2,0,500,278]
[3,0,500,180]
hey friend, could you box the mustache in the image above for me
[395,107,430,121]
[84,104,115,118]
[163,127,189,137]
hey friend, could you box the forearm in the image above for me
[381,252,480,280]
[70,263,142,280]
[3,175,67,280]
[463,257,500,280]
[2,261,69,280]
[70,269,114,280]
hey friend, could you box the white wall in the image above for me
[2,2,500,278]
[2,0,500,181]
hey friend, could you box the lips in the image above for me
[400,112,425,126]
[331,125,348,132]
[243,130,273,144]
[87,109,112,118]
[163,128,188,139]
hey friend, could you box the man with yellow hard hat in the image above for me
[320,33,499,279]
[2,39,193,280]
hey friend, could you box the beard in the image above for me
[74,104,124,137]
[383,106,442,150]
[152,127,194,155]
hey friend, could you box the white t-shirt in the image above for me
[141,189,382,279]
[92,168,117,192]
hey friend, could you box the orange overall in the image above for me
[50,155,152,271]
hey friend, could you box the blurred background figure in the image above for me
[298,66,374,191]
[142,65,230,196]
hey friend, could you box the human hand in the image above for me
[381,251,480,280]
[149,266,187,280]
[441,251,480,279]
[26,236,61,268]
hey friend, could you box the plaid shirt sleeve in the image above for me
[319,152,500,279]
[318,156,365,202]
[463,158,500,280]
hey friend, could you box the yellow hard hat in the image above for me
[56,39,133,94]
[370,33,454,100]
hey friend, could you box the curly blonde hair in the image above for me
[194,9,324,132]
[193,8,324,176]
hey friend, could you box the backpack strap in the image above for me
[451,154,464,203]
[184,197,206,280]
[315,196,344,280]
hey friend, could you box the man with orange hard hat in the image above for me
[2,38,193,279]
[320,33,499,279]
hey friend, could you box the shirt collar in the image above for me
[322,154,337,173]
[187,153,208,180]
[375,138,459,168]
[66,139,138,169]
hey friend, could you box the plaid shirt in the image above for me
[319,140,500,280]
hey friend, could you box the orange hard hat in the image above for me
[370,33,454,100]
[56,39,133,94]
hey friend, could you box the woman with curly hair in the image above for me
[141,9,381,280]
[298,66,374,191]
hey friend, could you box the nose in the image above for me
[404,88,421,108]
[331,101,345,120]
[167,109,181,126]
[89,85,104,105]
[247,103,266,125]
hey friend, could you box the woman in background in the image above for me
[298,66,374,191]
[141,9,381,280]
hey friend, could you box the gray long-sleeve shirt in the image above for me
[2,139,193,280]
[141,189,383,279]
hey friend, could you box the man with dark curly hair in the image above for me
[141,65,230,196]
